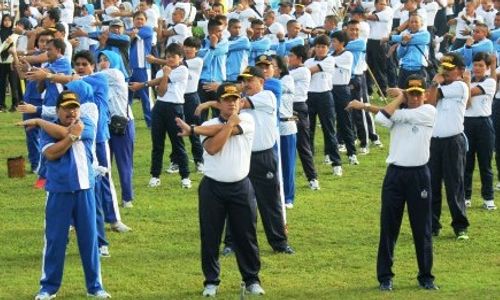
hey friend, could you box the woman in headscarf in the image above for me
[0,14,19,112]
[98,50,135,209]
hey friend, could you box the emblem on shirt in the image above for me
[421,189,428,199]
[412,126,419,134]
[266,172,274,179]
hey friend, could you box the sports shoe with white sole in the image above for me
[196,162,204,173]
[333,166,343,176]
[202,284,218,297]
[166,162,179,174]
[122,201,133,208]
[148,177,161,187]
[246,283,265,295]
[348,154,359,165]
[99,245,110,258]
[111,221,131,233]
[465,199,472,208]
[456,231,469,241]
[87,290,111,298]
[483,200,497,211]
[285,203,294,209]
[35,292,56,300]
[181,178,192,189]
[359,147,370,155]
[496,182,500,190]
[323,155,332,164]
[309,179,320,190]
[338,144,347,153]
[372,140,383,148]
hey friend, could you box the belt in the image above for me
[280,117,298,122]
[432,133,462,140]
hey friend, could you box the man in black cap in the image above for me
[427,53,471,240]
[176,83,264,297]
[347,74,438,291]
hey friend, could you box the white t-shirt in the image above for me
[245,90,278,151]
[155,65,189,104]
[331,51,353,85]
[289,66,311,103]
[433,81,469,137]
[367,7,394,40]
[376,104,436,166]
[201,113,255,182]
[184,57,203,94]
[279,74,297,136]
[466,77,496,117]
[304,56,335,92]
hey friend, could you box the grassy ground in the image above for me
[0,102,499,300]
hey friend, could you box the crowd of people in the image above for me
[1,0,499,298]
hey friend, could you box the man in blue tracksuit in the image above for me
[388,15,431,88]
[248,19,271,66]
[127,11,154,128]
[20,91,111,300]
[272,19,305,57]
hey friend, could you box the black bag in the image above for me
[109,115,128,136]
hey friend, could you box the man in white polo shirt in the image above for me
[176,83,264,297]
[427,53,471,240]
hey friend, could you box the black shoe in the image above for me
[419,281,439,290]
[222,246,234,256]
[379,280,393,291]
[275,245,295,254]
[8,106,17,112]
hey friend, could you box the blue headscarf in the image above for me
[65,80,95,105]
[99,50,130,81]
[84,4,95,16]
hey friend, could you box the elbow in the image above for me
[44,151,58,161]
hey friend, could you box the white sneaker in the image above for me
[181,178,192,189]
[309,179,320,190]
[496,182,500,190]
[196,162,204,173]
[99,245,110,258]
[87,290,111,298]
[35,292,56,300]
[246,283,265,295]
[166,162,179,174]
[323,155,332,164]
[372,140,383,148]
[333,166,343,176]
[359,147,370,155]
[111,221,131,233]
[122,201,133,208]
[285,203,294,209]
[465,199,472,208]
[483,200,497,211]
[338,144,347,153]
[148,177,161,187]
[202,284,218,297]
[348,154,359,165]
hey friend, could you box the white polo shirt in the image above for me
[289,66,311,103]
[399,8,428,28]
[244,90,278,151]
[331,51,353,85]
[304,56,335,92]
[184,57,203,94]
[466,77,496,117]
[201,112,255,182]
[432,81,469,137]
[376,104,436,166]
[367,6,394,40]
[155,65,188,104]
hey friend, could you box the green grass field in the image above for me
[0,102,499,300]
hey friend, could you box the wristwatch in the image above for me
[46,73,54,80]
[69,134,81,142]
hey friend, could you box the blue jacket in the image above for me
[128,26,153,69]
[249,37,271,66]
[199,38,229,83]
[227,36,250,82]
[452,38,494,68]
[272,36,304,57]
[345,38,366,76]
[391,30,431,70]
